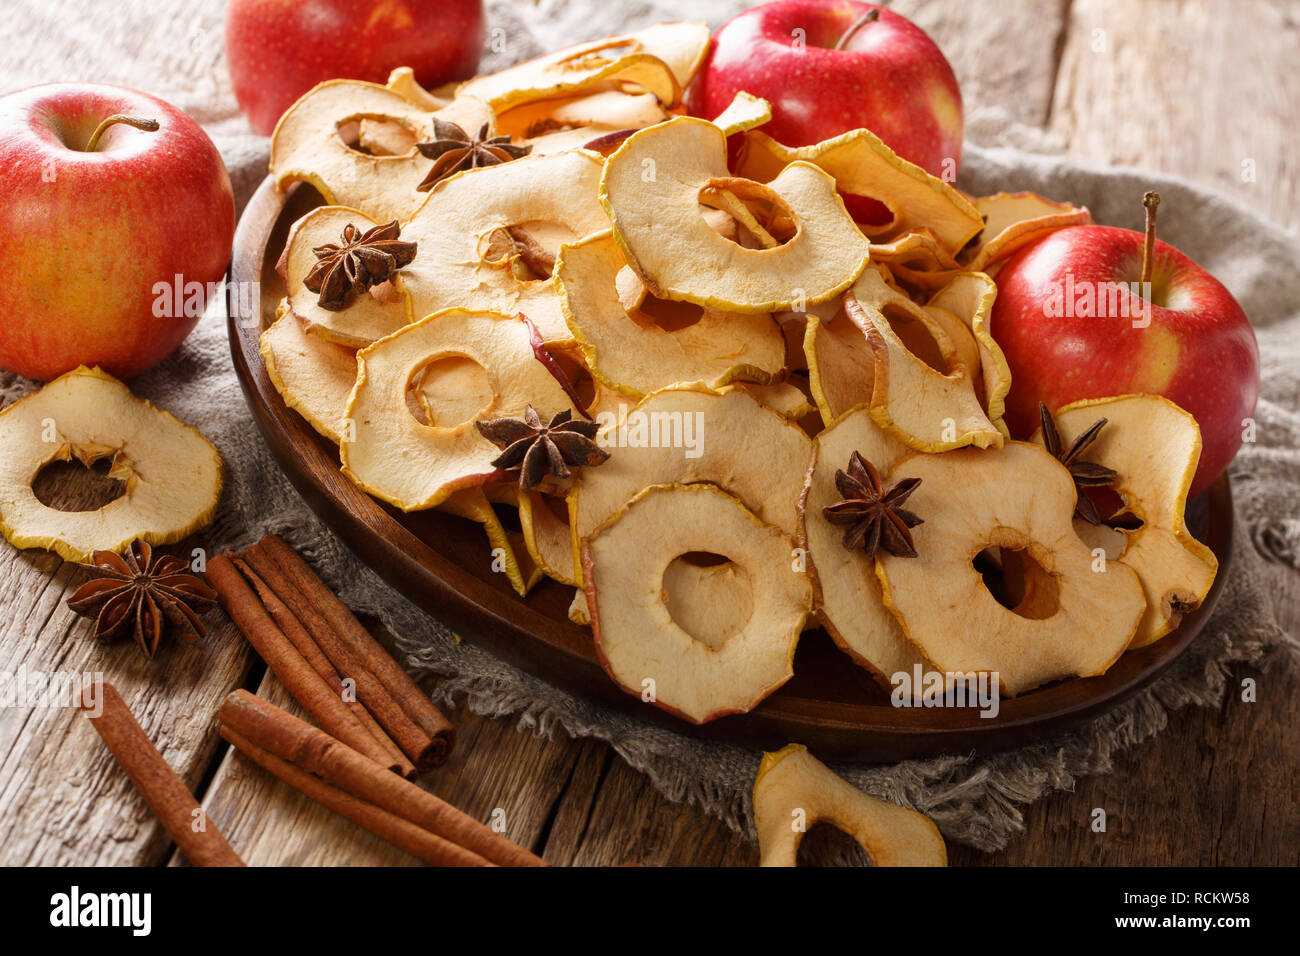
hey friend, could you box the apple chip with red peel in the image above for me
[960,192,1092,273]
[600,117,869,313]
[737,127,983,253]
[754,744,946,867]
[270,80,493,224]
[582,483,810,724]
[555,231,785,398]
[342,309,579,511]
[1038,395,1218,647]
[798,406,924,684]
[399,150,610,346]
[848,267,1003,452]
[260,305,359,445]
[925,272,1012,437]
[569,385,813,580]
[876,442,1146,696]
[282,206,414,347]
[0,367,223,562]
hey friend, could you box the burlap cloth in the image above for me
[2,0,1295,853]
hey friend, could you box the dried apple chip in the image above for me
[961,192,1091,272]
[582,483,810,723]
[260,305,359,444]
[1042,396,1217,647]
[600,117,869,313]
[847,267,1002,452]
[519,488,578,585]
[924,272,1012,437]
[342,309,578,511]
[737,127,983,253]
[0,367,223,561]
[555,231,785,397]
[441,485,542,596]
[270,79,493,224]
[711,91,772,136]
[803,299,876,426]
[754,744,946,867]
[877,442,1146,696]
[456,42,678,110]
[798,406,923,683]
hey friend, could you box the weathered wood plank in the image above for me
[1048,0,1300,231]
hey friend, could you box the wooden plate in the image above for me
[227,177,1233,761]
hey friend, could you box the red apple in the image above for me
[226,0,485,136]
[685,0,962,220]
[990,195,1259,496]
[0,84,235,381]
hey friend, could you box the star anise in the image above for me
[66,540,217,659]
[822,451,923,558]
[303,220,417,312]
[476,405,609,492]
[1038,402,1119,525]
[415,119,532,192]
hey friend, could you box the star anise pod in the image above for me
[1038,402,1119,525]
[415,119,532,191]
[66,540,217,659]
[476,405,609,492]
[303,220,417,312]
[822,451,924,559]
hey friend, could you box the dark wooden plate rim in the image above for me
[226,176,1234,761]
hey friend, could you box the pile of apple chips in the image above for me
[262,22,1216,724]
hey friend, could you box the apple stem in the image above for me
[83,115,160,153]
[833,8,880,51]
[1140,190,1160,286]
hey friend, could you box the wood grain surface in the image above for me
[2,0,1296,867]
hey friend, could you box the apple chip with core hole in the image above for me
[798,407,923,683]
[270,80,492,224]
[342,310,578,511]
[754,744,946,867]
[260,306,359,445]
[0,367,223,562]
[555,231,785,397]
[1038,396,1217,647]
[925,272,1011,436]
[961,192,1091,273]
[582,483,810,723]
[876,442,1146,696]
[600,117,869,313]
[398,150,610,345]
[569,386,813,579]
[848,267,1003,452]
[737,128,982,253]
[281,206,413,347]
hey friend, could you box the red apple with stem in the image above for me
[991,193,1259,496]
[685,0,963,221]
[226,0,485,136]
[0,84,235,381]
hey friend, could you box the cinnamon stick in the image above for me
[220,690,544,867]
[206,554,406,774]
[248,535,455,769]
[232,555,416,779]
[81,681,243,867]
[220,727,492,867]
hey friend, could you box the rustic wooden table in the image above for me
[1,0,1296,867]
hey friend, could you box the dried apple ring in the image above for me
[847,267,1002,451]
[738,127,983,253]
[581,483,810,723]
[270,80,492,224]
[260,305,359,444]
[754,744,946,867]
[555,231,784,397]
[798,406,923,684]
[600,117,869,313]
[876,442,1146,696]
[1042,396,1217,647]
[925,272,1012,437]
[961,192,1091,273]
[0,367,223,561]
[342,310,578,511]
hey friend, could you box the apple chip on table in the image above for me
[253,24,1217,730]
